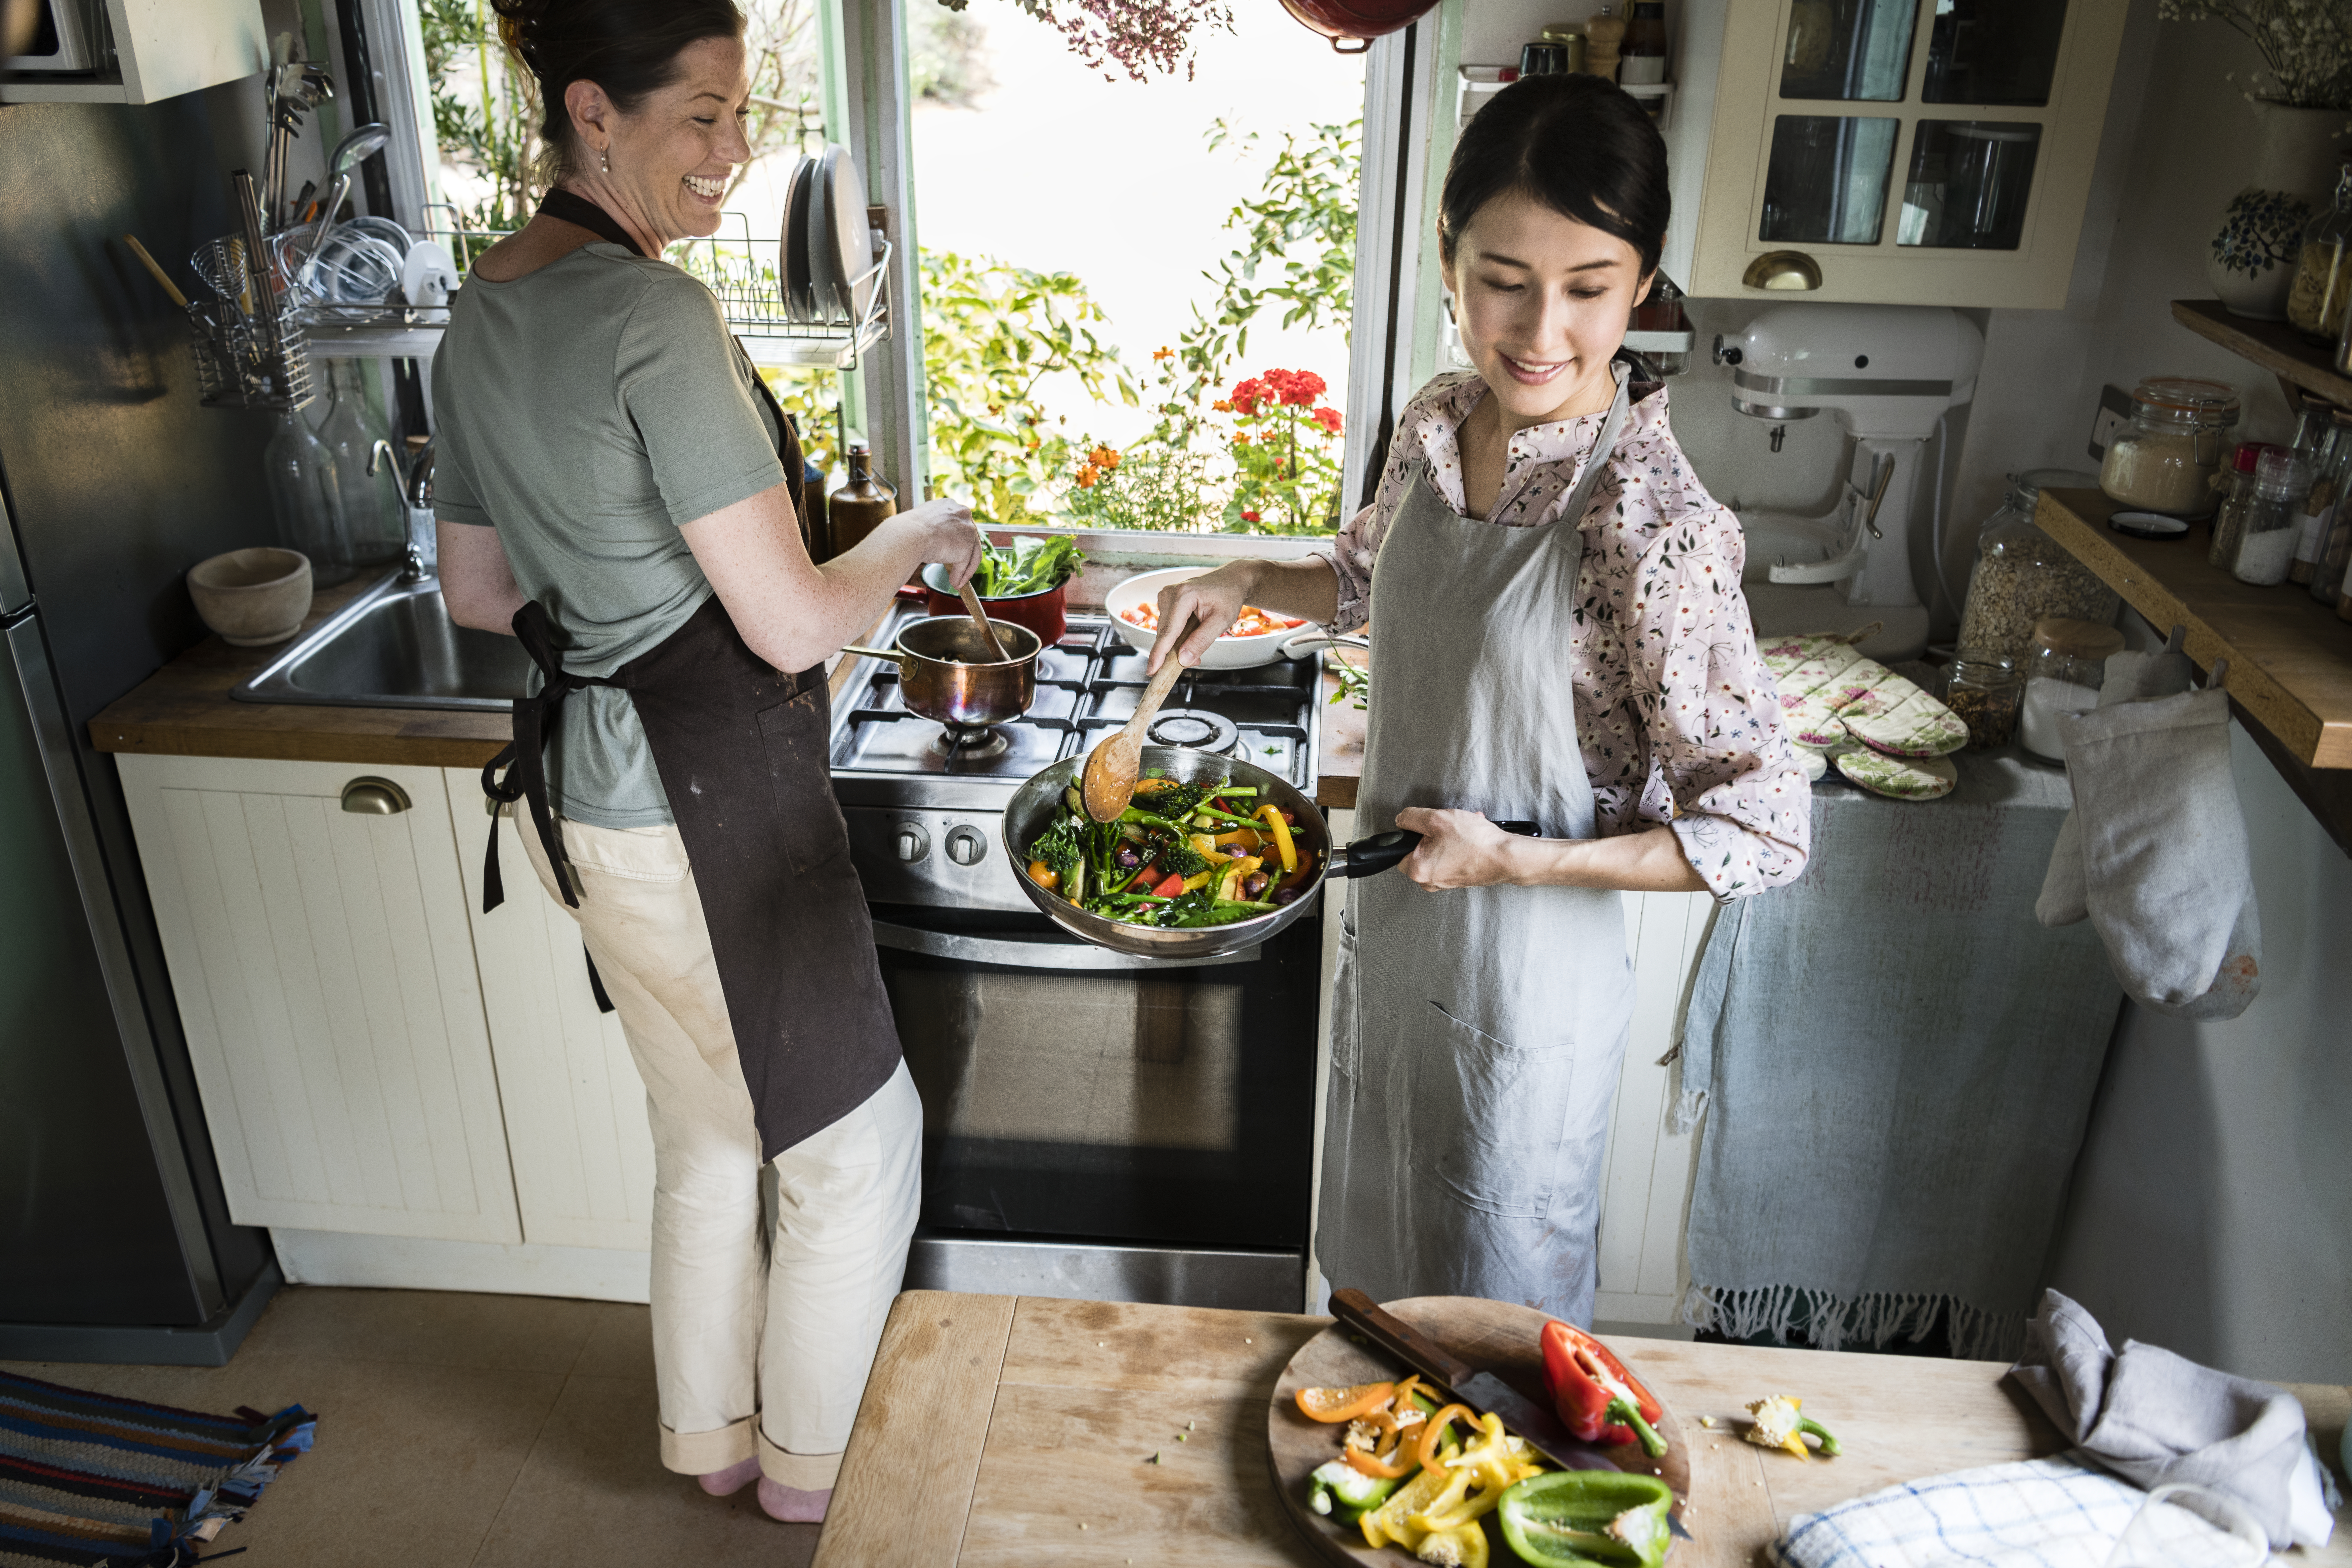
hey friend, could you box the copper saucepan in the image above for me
[841,614,1042,729]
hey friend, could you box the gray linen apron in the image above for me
[1318,366,1637,1324]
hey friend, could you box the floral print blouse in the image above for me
[1319,370,1811,901]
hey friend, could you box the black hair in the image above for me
[493,0,746,182]
[1438,74,1670,279]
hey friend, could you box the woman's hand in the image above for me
[895,496,985,587]
[1147,562,1258,673]
[1394,808,1523,890]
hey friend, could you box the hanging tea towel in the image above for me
[2052,686,2258,1016]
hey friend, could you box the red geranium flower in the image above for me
[1229,377,1271,417]
[1312,406,1343,434]
[1241,509,1261,523]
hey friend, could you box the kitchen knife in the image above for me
[1327,1288,1692,1537]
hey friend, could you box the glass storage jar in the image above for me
[1955,468,2120,664]
[2313,411,2352,607]
[1945,651,2022,751]
[2230,446,2311,586]
[2290,158,2352,344]
[2097,378,2240,518]
[2207,442,2267,568]
[2289,399,2348,584]
[262,407,353,587]
[2018,618,2125,765]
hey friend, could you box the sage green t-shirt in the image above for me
[431,243,785,828]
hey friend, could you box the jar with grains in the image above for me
[1955,468,2120,664]
[2230,446,2311,586]
[1946,652,2022,751]
[2290,160,2352,344]
[2098,378,2240,518]
[2208,442,2267,568]
[2018,618,2124,765]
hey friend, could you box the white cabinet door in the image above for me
[116,754,519,1242]
[449,773,656,1253]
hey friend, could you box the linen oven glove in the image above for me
[2036,647,2198,927]
[2055,685,2259,1019]
[2010,1289,2335,1551]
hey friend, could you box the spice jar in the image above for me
[2290,158,2352,345]
[1946,652,2022,751]
[2230,445,2311,586]
[2097,378,2240,518]
[2207,442,2267,568]
[1540,23,1587,74]
[2018,619,2124,765]
[1955,468,2120,664]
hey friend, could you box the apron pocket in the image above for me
[756,689,852,875]
[1406,1001,1578,1220]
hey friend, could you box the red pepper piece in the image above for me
[1150,871,1187,899]
[1540,1320,1668,1457]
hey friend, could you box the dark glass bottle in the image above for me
[1619,1,1667,84]
[827,442,897,557]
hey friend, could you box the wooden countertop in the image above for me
[814,1291,2352,1568]
[1314,650,1365,810]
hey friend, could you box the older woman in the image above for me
[431,0,980,1524]
[1149,76,1809,1325]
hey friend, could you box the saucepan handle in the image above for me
[838,644,904,664]
[1331,820,1540,879]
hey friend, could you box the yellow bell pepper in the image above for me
[1360,1465,1452,1552]
[1256,802,1298,871]
[1445,1413,1524,1496]
[1414,1521,1489,1568]
[1405,1466,1478,1531]
[1180,870,1214,892]
[1213,827,1264,852]
[1216,855,1263,903]
[1189,833,1220,861]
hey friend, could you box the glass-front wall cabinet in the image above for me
[1688,0,2128,306]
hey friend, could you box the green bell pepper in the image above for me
[1494,1471,1675,1568]
[1307,1458,1403,1522]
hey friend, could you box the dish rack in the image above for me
[676,210,893,371]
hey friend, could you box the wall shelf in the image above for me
[2171,299,2352,407]
[2036,488,2352,770]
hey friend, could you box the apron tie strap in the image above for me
[480,600,593,913]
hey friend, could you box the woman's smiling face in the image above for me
[568,35,751,249]
[1440,190,1652,426]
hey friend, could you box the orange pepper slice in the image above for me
[1418,1402,1472,1474]
[1295,1380,1395,1424]
[1343,1409,1416,1479]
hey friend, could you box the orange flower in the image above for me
[1232,431,1250,444]
[1089,444,1120,470]
[1212,399,1234,413]
[1075,464,1100,488]
[1152,345,1173,361]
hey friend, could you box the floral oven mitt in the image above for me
[1759,634,1968,758]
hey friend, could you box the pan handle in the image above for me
[1331,820,1541,879]
[838,644,904,663]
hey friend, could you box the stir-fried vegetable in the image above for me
[971,534,1085,598]
[1024,773,1316,927]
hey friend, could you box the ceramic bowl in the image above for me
[188,548,313,646]
[1104,566,1315,671]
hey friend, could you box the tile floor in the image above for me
[1,1286,820,1567]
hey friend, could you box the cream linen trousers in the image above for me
[520,812,921,1491]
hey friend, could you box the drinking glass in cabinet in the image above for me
[1764,116,1901,245]
[1921,0,2069,105]
[1900,122,2042,248]
[1781,0,1918,100]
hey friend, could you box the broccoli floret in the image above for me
[1027,816,1085,892]
[1156,838,1212,878]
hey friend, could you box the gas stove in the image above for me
[830,603,1324,912]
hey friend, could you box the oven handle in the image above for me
[871,920,1261,971]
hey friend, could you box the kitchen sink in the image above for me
[235,568,531,712]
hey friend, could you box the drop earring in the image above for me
[600,147,611,175]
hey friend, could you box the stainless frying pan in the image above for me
[1000,744,1534,961]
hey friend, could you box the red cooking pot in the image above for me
[919,562,1068,646]
[1276,0,1438,51]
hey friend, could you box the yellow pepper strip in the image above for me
[1415,1473,1507,1533]
[1188,833,1220,861]
[1414,1520,1490,1568]
[1180,870,1214,892]
[1360,1464,1453,1551]
[1441,1412,1521,1496]
[1405,1466,1475,1529]
[1256,802,1298,871]
[1213,827,1263,851]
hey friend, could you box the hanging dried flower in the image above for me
[2157,0,2352,110]
[937,0,1234,82]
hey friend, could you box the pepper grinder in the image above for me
[1585,4,1626,81]
[827,442,897,558]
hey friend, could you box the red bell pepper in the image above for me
[1540,1320,1668,1458]
[1150,870,1188,898]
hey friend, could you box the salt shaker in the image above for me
[2229,446,2311,586]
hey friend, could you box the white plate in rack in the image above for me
[818,143,874,323]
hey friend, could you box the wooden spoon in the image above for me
[956,579,1012,663]
[1082,653,1188,822]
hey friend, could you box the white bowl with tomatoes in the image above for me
[1104,567,1317,671]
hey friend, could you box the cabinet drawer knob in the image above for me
[1743,250,1823,291]
[341,777,413,814]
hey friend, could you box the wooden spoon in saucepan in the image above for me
[956,579,1013,663]
[1082,652,1187,822]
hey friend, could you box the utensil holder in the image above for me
[187,231,316,412]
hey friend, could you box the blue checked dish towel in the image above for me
[1770,1454,2159,1568]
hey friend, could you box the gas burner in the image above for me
[930,726,1011,762]
[1146,708,1241,756]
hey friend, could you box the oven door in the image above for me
[871,905,1319,1256]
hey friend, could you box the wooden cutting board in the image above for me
[1266,1296,1690,1567]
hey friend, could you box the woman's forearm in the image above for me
[1240,555,1342,625]
[1504,824,1707,894]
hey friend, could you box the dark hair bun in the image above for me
[1440,74,1670,278]
[487,0,745,180]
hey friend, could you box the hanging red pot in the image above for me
[1275,0,1437,53]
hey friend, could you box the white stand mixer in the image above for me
[1713,305,1985,661]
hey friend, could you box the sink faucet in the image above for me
[370,436,437,583]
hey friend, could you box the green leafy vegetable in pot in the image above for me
[972,534,1086,598]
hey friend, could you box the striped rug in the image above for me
[0,1369,314,1567]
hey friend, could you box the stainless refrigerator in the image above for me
[0,86,289,1361]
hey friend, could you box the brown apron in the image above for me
[477,188,900,1162]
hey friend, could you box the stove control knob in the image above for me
[944,825,988,867]
[894,824,931,863]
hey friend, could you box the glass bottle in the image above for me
[2311,411,2352,606]
[2288,158,2352,344]
[1955,468,2119,664]
[2018,618,2124,766]
[263,407,353,586]
[2229,446,2310,586]
[1619,1,1667,84]
[1540,23,1587,75]
[1945,651,2021,751]
[2288,396,2345,584]
[310,360,404,569]
[826,442,897,557]
[2097,378,2239,518]
[2207,442,2265,569]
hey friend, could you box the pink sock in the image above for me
[697,1455,760,1497]
[757,1477,830,1523]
